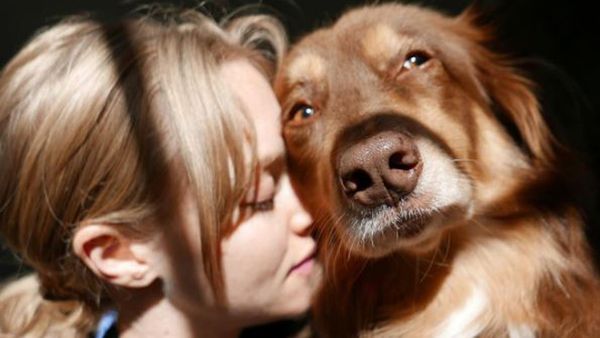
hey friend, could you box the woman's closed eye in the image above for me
[242,198,274,212]
[241,171,276,213]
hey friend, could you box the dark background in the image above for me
[1,0,599,282]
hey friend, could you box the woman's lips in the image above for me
[289,249,316,276]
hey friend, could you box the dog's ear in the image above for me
[456,9,558,164]
[480,58,556,163]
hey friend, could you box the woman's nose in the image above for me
[281,175,313,235]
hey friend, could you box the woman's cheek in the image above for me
[222,215,288,285]
[220,215,289,312]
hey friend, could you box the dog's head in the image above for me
[275,4,556,257]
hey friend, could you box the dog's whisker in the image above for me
[451,158,479,163]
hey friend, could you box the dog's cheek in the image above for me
[422,60,455,95]
[414,59,476,159]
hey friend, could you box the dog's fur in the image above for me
[275,3,600,337]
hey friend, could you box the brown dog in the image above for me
[275,3,600,337]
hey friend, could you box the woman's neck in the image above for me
[114,285,241,338]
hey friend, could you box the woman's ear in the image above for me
[73,224,159,288]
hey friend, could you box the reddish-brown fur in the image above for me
[276,4,600,337]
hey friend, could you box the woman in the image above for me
[0,9,318,338]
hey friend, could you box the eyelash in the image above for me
[245,199,274,212]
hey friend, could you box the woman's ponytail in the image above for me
[0,274,96,337]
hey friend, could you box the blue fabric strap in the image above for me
[94,310,118,338]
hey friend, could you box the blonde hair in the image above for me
[0,9,286,337]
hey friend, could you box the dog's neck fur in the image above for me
[314,206,600,338]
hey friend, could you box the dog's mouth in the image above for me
[336,191,437,254]
[330,126,436,255]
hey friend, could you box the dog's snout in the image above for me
[337,131,422,207]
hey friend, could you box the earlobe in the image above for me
[73,224,158,288]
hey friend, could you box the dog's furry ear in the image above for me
[456,0,488,27]
[457,7,558,164]
[480,59,556,163]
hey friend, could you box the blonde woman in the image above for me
[0,10,318,338]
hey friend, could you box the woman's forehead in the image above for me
[220,60,284,167]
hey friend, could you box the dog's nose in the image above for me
[337,131,422,207]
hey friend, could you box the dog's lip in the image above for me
[338,189,430,211]
[344,191,427,216]
[343,197,433,238]
[390,214,428,238]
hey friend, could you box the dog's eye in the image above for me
[402,52,430,70]
[289,104,316,123]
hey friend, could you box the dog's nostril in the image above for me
[336,131,422,208]
[342,169,372,194]
[389,151,418,171]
